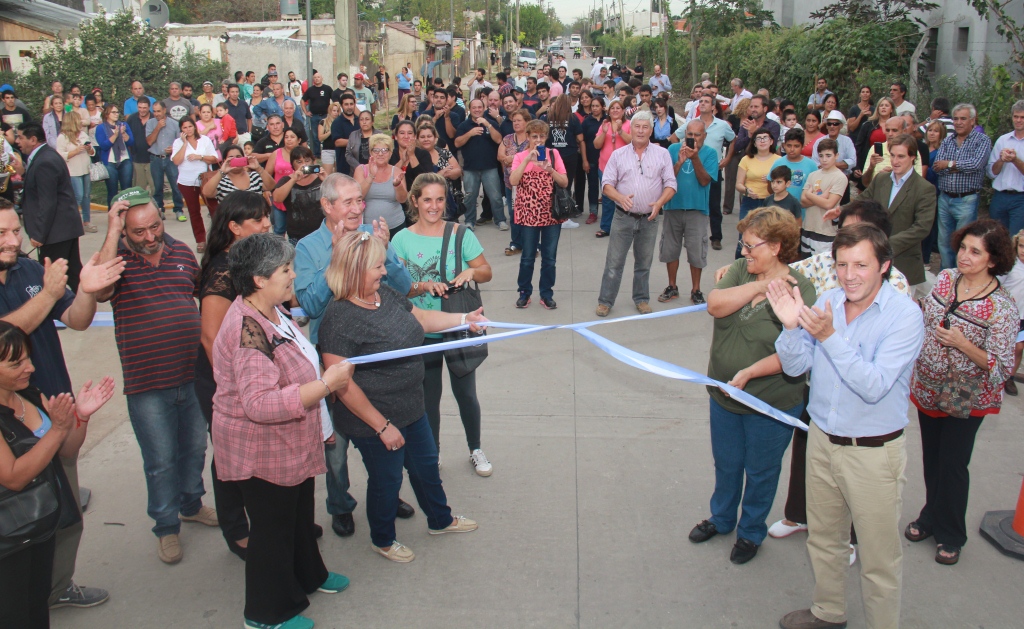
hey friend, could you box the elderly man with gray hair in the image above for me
[294,173,415,539]
[658,118,719,306]
[932,102,993,269]
[595,110,678,316]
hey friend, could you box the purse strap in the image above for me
[439,221,455,282]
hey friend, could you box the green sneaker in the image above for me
[317,571,350,594]
[243,615,314,629]
[176,213,188,222]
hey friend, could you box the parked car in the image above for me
[518,48,538,68]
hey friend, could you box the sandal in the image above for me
[595,230,609,238]
[504,246,521,256]
[904,520,933,542]
[935,544,961,565]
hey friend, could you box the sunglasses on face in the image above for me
[826,121,841,126]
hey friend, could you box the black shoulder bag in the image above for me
[438,222,488,377]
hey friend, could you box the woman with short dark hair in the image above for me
[906,218,1019,565]
[212,233,354,628]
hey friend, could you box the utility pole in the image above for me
[305,0,313,86]
[485,0,490,70]
[618,0,626,42]
[661,0,669,79]
[516,0,521,53]
[450,0,455,82]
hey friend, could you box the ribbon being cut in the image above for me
[67,305,808,431]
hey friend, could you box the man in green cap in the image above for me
[93,188,217,565]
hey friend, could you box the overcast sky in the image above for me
[543,0,655,26]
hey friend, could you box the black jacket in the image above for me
[22,144,85,245]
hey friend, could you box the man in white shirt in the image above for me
[889,81,916,115]
[988,100,1024,235]
[467,68,493,101]
[729,78,753,112]
[590,57,608,83]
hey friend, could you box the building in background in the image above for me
[0,0,90,72]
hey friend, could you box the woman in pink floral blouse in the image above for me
[905,219,1019,566]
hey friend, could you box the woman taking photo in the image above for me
[498,109,532,256]
[0,323,114,628]
[652,98,678,148]
[801,111,824,158]
[42,94,64,149]
[392,173,494,475]
[734,127,777,258]
[195,191,271,560]
[319,231,482,563]
[354,134,409,238]
[273,146,328,244]
[855,96,895,169]
[593,99,631,237]
[84,94,102,148]
[845,86,874,135]
[172,117,219,252]
[391,94,417,132]
[212,233,353,629]
[346,110,378,173]
[318,101,340,175]
[572,91,594,213]
[510,120,569,310]
[691,206,815,565]
[55,112,97,232]
[96,103,134,207]
[906,219,1018,565]
[202,144,275,203]
[264,128,303,237]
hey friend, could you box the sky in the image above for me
[542,0,656,25]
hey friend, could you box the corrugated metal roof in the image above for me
[0,0,91,36]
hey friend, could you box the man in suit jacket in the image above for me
[861,133,936,297]
[15,122,84,291]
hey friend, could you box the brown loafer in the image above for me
[779,609,847,629]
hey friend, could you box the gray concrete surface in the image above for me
[48,190,1024,628]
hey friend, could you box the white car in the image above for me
[518,48,538,68]
[570,34,582,47]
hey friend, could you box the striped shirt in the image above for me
[600,142,677,215]
[216,170,263,201]
[111,234,201,395]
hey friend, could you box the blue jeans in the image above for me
[126,383,209,537]
[104,159,133,207]
[68,173,91,223]
[988,191,1024,239]
[735,196,766,258]
[599,169,614,233]
[506,187,523,250]
[708,397,801,545]
[323,431,358,516]
[308,114,324,157]
[462,168,506,227]
[586,162,601,210]
[937,192,979,269]
[518,223,562,300]
[350,414,453,548]
[272,207,287,235]
[597,209,660,307]
[149,154,183,214]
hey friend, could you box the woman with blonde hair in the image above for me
[391,94,416,132]
[855,96,895,169]
[318,101,341,174]
[55,111,97,231]
[318,231,484,563]
[354,133,409,238]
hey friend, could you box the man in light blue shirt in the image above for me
[648,65,672,99]
[771,223,924,629]
[294,173,414,537]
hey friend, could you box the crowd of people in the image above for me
[0,57,1023,629]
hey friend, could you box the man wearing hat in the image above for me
[197,80,217,107]
[93,188,216,565]
[351,73,376,115]
[812,110,858,177]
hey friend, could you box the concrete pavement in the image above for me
[49,199,1024,628]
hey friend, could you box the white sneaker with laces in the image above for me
[498,221,509,231]
[768,519,807,538]
[561,219,579,229]
[470,449,492,476]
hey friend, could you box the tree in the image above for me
[970,0,1024,78]
[517,4,554,47]
[808,0,939,25]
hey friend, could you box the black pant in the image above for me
[916,410,984,547]
[237,476,327,624]
[709,176,723,242]
[559,152,579,202]
[0,536,55,628]
[573,152,587,209]
[37,238,82,293]
[194,373,250,544]
[422,336,482,452]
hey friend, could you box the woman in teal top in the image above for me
[688,206,816,565]
[391,173,495,476]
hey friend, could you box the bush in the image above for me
[917,61,1021,139]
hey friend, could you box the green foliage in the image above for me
[918,61,1021,139]
[808,0,940,25]
[15,10,226,114]
[684,0,776,41]
[969,0,1024,77]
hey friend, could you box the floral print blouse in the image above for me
[911,269,1019,417]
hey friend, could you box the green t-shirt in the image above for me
[391,225,484,338]
[706,258,816,415]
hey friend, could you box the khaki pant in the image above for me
[132,162,154,195]
[49,456,83,604]
[806,422,906,629]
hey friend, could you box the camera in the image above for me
[301,165,322,175]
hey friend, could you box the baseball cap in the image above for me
[268,70,278,76]
[112,187,152,208]
[354,73,366,80]
[826,110,846,123]
[202,80,214,87]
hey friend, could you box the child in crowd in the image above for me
[799,138,848,257]
[243,140,255,157]
[770,129,818,199]
[768,165,803,224]
[777,110,802,152]
[214,102,237,147]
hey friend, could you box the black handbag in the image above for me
[0,414,65,560]
[550,182,578,221]
[438,222,487,377]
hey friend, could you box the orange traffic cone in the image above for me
[980,475,1024,560]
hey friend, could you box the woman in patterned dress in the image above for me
[905,219,1019,565]
[508,120,569,310]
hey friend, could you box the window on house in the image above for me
[923,27,938,75]
[0,57,10,72]
[957,27,969,52]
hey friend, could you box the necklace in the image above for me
[245,298,280,325]
[959,274,995,297]
[9,393,25,422]
[353,291,381,308]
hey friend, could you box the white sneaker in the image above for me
[437,456,442,472]
[498,221,509,231]
[767,519,808,538]
[561,219,579,229]
[470,449,492,476]
[849,544,857,565]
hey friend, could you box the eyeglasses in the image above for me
[740,239,770,252]
[371,148,390,155]
[755,135,773,142]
